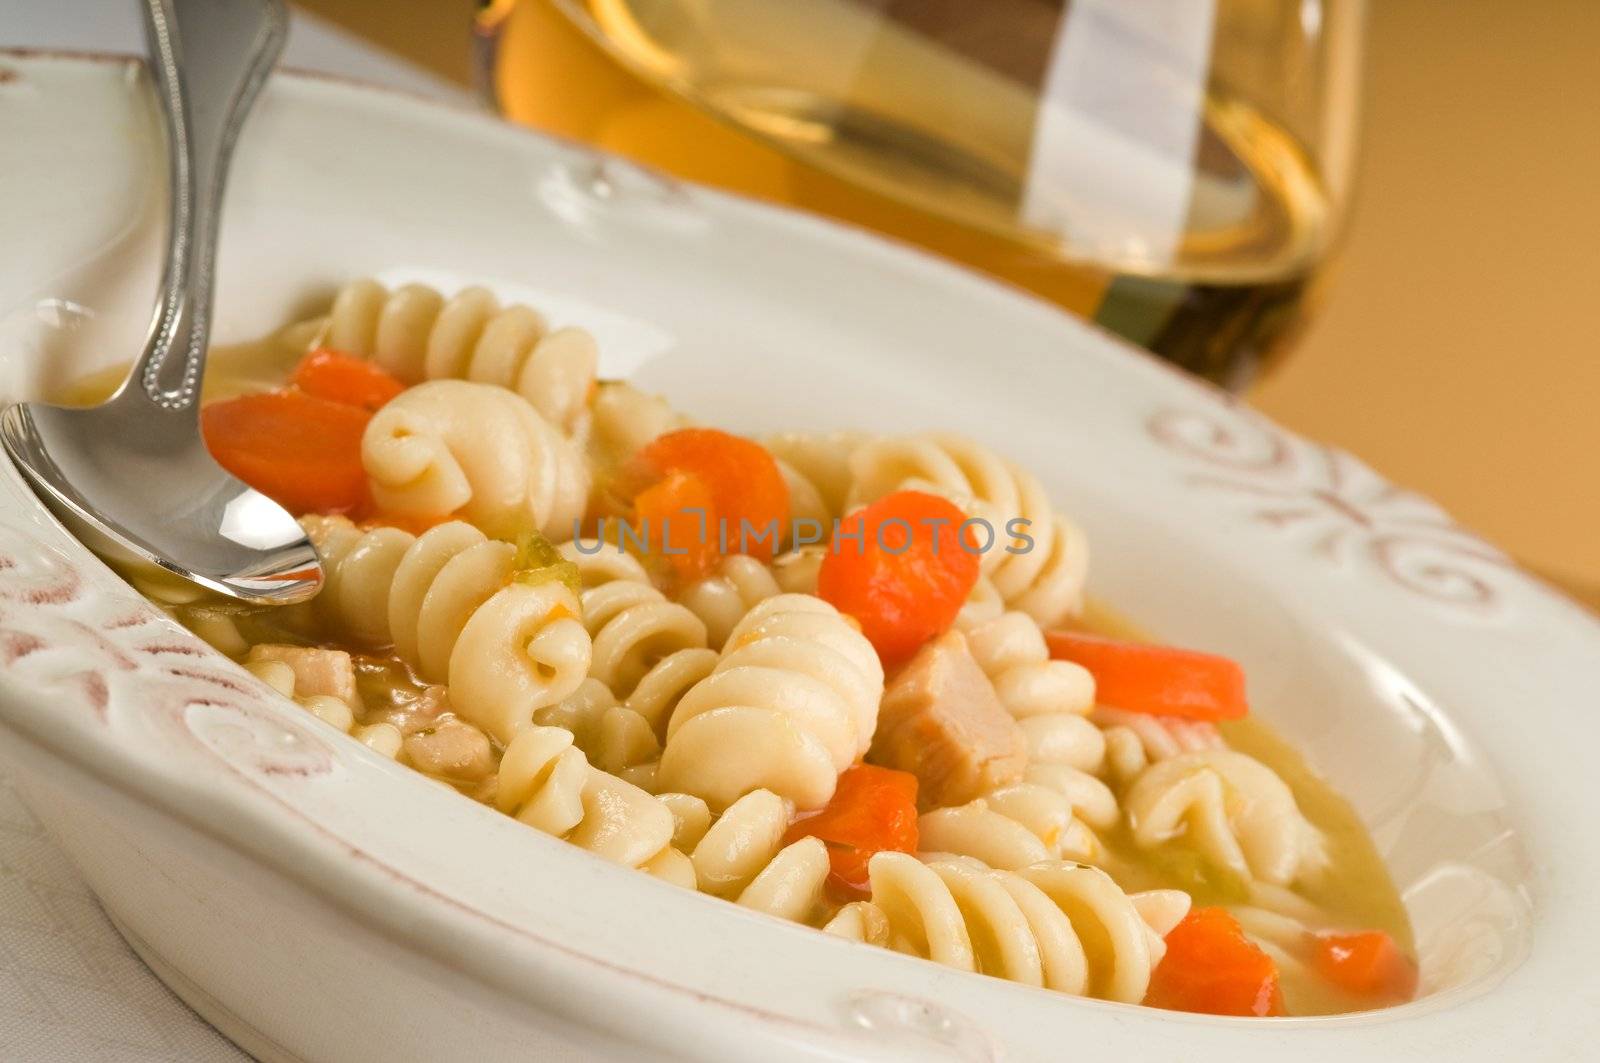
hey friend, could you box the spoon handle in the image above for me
[121,0,287,414]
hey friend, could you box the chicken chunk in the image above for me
[246,644,361,709]
[870,630,1028,809]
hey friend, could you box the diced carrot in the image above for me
[1147,907,1286,1017]
[789,764,919,851]
[290,349,405,411]
[201,390,371,516]
[1313,930,1418,1004]
[1044,631,1248,721]
[624,428,790,580]
[632,468,719,583]
[817,491,979,665]
[785,764,919,899]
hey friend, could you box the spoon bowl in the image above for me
[0,401,322,603]
[0,0,321,606]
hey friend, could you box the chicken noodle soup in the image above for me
[77,279,1416,1017]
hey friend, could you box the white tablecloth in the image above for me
[0,773,250,1061]
[0,6,461,1057]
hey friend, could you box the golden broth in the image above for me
[1081,601,1413,1014]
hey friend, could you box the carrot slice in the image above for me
[817,491,979,665]
[290,349,405,411]
[632,469,719,582]
[624,428,790,580]
[1044,630,1248,721]
[784,764,919,899]
[1147,907,1286,1016]
[1313,930,1418,1004]
[201,390,371,516]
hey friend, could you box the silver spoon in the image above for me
[0,0,322,605]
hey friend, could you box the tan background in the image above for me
[297,0,1600,597]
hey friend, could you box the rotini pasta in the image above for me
[496,725,675,870]
[954,607,1117,827]
[535,677,660,792]
[583,580,716,728]
[302,514,591,743]
[558,536,652,587]
[174,602,252,657]
[770,546,825,596]
[958,610,1095,720]
[363,380,588,541]
[846,432,1088,626]
[1225,902,1357,1012]
[1022,761,1121,833]
[658,594,884,811]
[823,852,1188,1004]
[637,846,699,889]
[954,574,1006,631]
[559,540,720,735]
[1122,750,1328,888]
[659,789,830,922]
[588,380,691,471]
[1230,903,1323,972]
[322,279,598,436]
[1096,706,1226,785]
[763,430,870,536]
[677,554,782,649]
[917,783,1099,869]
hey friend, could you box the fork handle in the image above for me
[121,0,287,413]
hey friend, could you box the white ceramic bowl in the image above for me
[1,51,1596,1062]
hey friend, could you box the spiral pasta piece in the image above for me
[769,546,826,596]
[656,789,830,922]
[448,584,592,746]
[637,846,698,889]
[658,595,884,811]
[323,279,598,435]
[496,726,674,869]
[959,610,1095,720]
[763,430,871,538]
[298,515,411,648]
[1021,762,1121,833]
[1228,903,1324,980]
[954,574,1006,630]
[1014,707,1106,775]
[952,607,1116,827]
[847,432,1088,626]
[559,540,720,736]
[536,678,660,791]
[1096,706,1226,785]
[584,581,716,726]
[824,853,1187,1004]
[170,603,251,657]
[301,515,591,744]
[678,554,782,649]
[363,380,588,541]
[918,784,1099,869]
[559,538,651,587]
[588,380,692,471]
[1122,750,1328,888]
